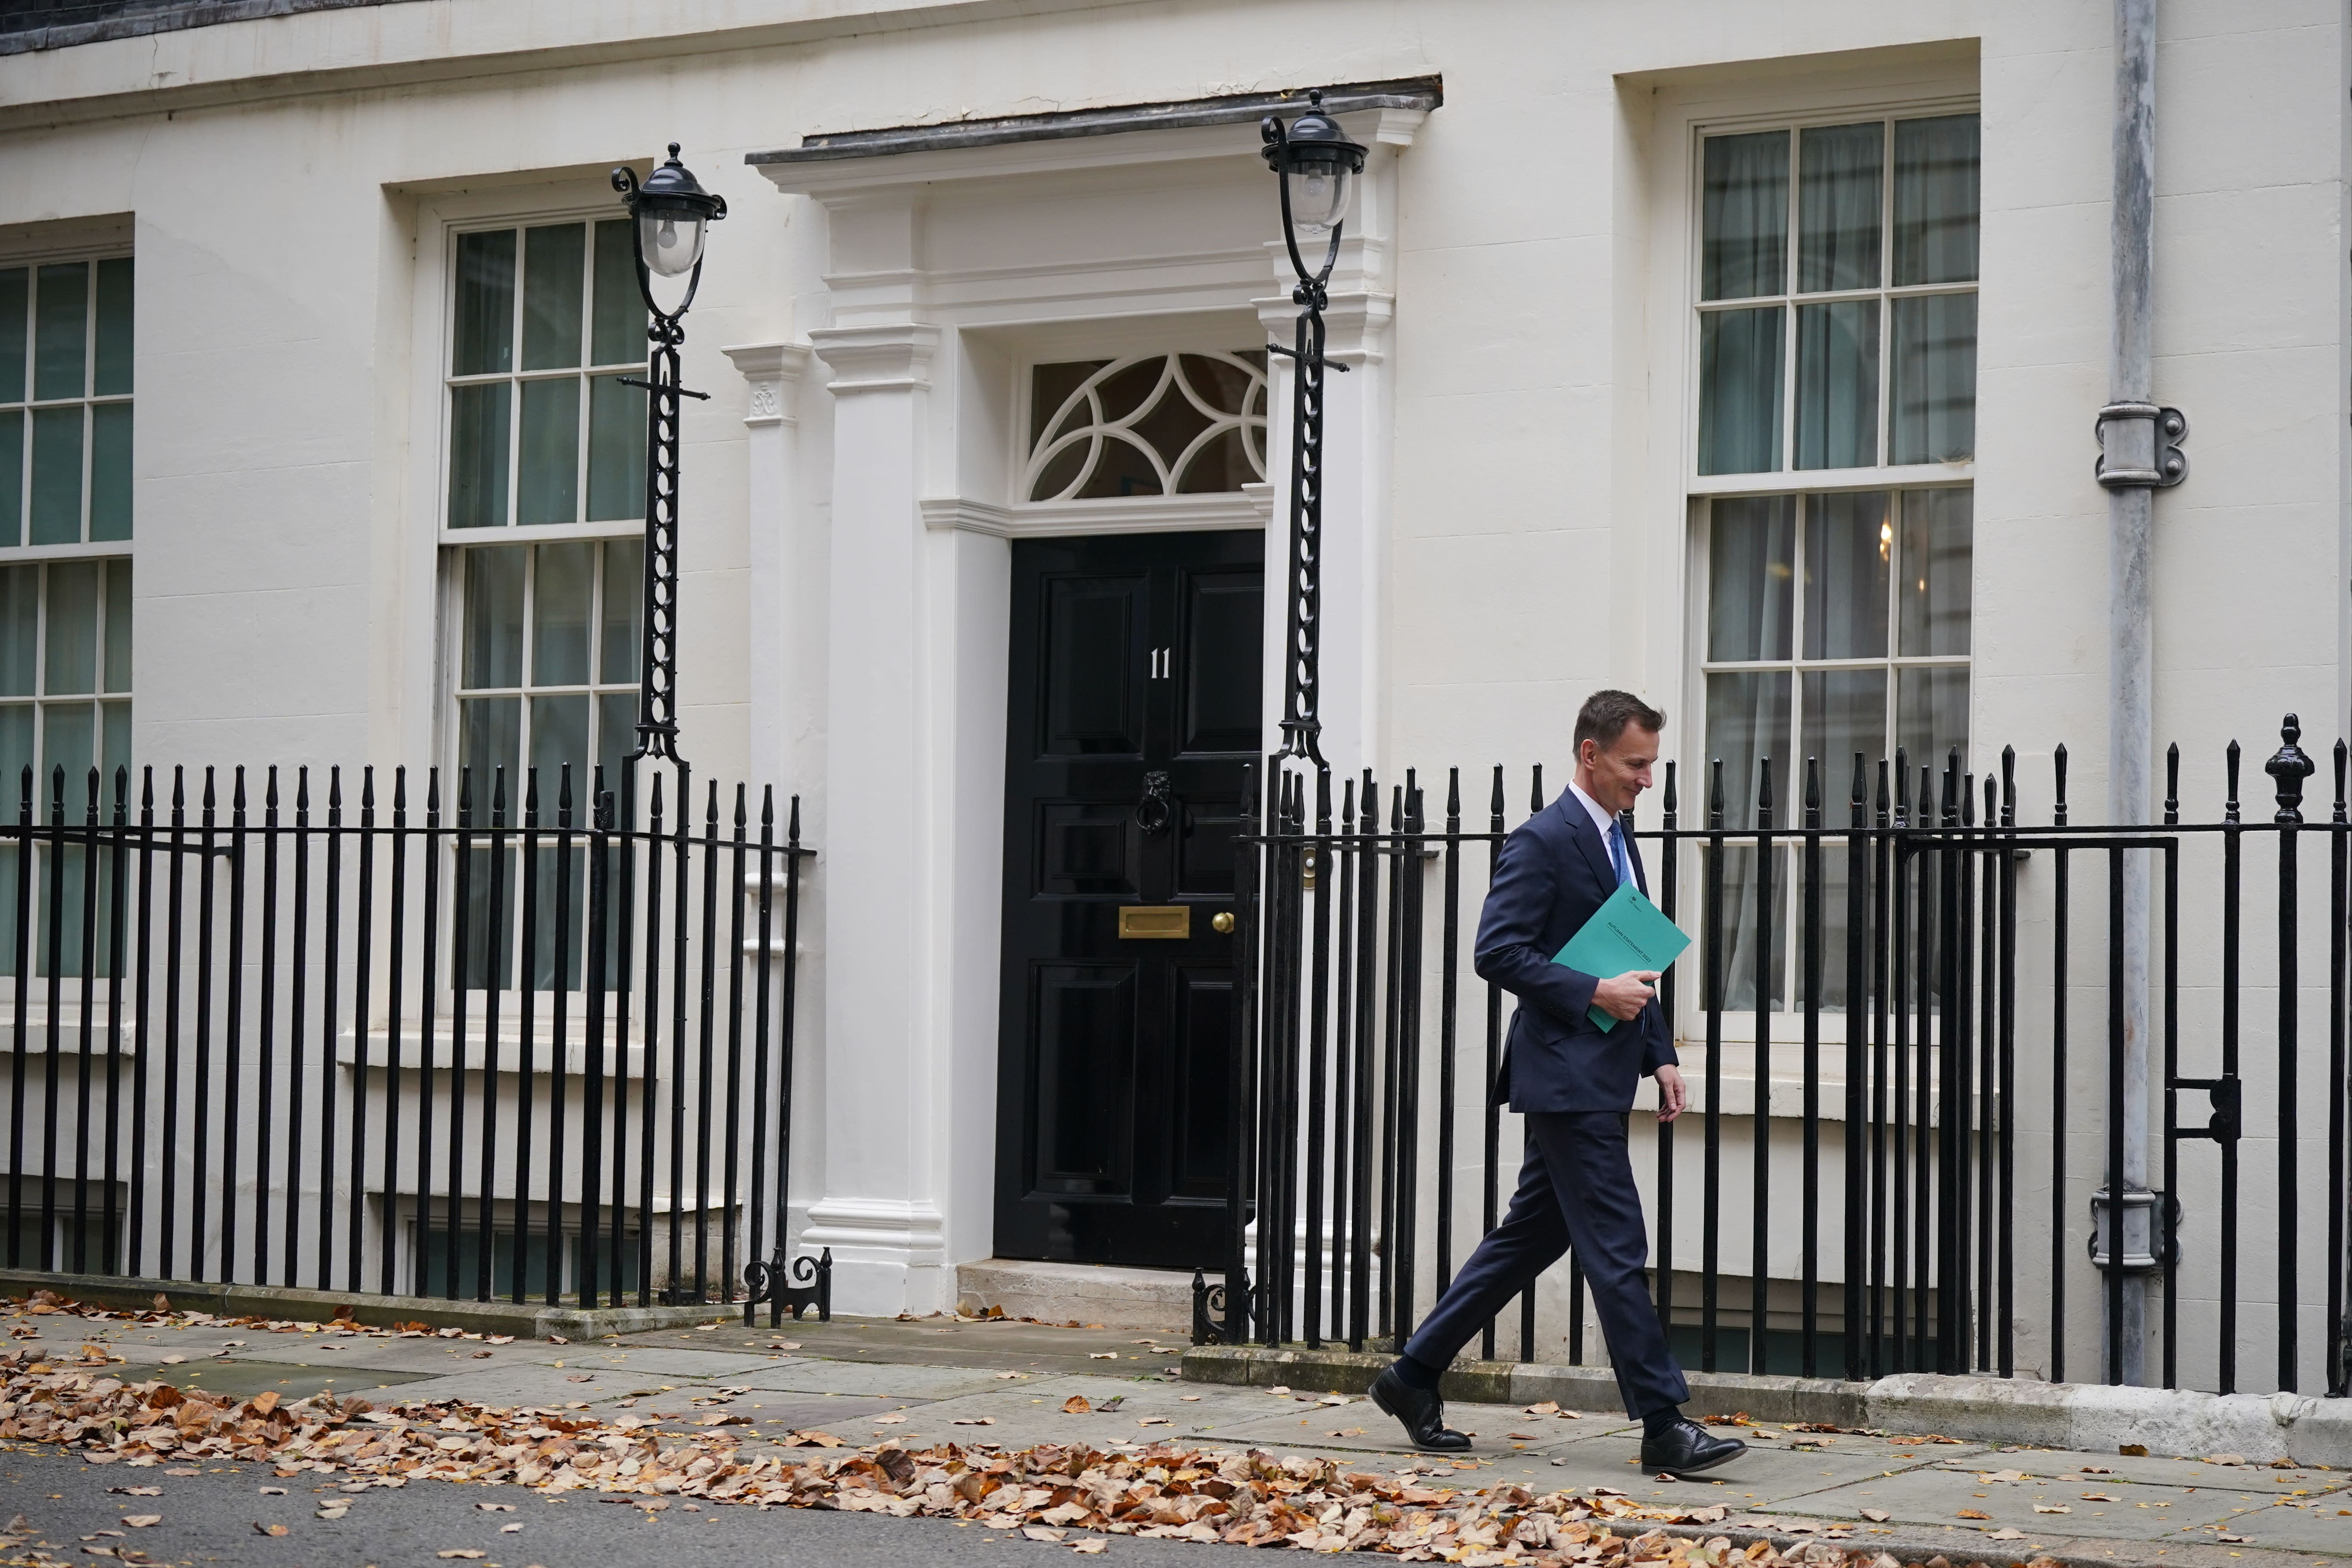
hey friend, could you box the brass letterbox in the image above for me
[1117,905,1191,939]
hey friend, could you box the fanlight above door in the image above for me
[1024,352,1269,503]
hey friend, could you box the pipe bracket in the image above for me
[2094,401,2189,488]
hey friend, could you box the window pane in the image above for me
[516,378,580,527]
[1798,122,1883,293]
[88,402,130,541]
[1801,667,1889,783]
[1898,488,1973,656]
[461,545,526,689]
[520,224,585,372]
[451,230,516,376]
[585,373,645,522]
[92,258,133,396]
[457,846,515,991]
[459,695,521,782]
[528,845,585,989]
[1703,670,1791,830]
[0,269,24,403]
[1896,665,1969,773]
[599,539,641,684]
[103,560,130,694]
[589,219,644,368]
[1700,131,1789,301]
[532,541,594,686]
[1697,307,1783,475]
[0,707,28,804]
[33,264,88,402]
[0,567,30,695]
[1889,293,1976,464]
[0,410,20,547]
[1802,491,1891,659]
[530,692,591,782]
[1893,115,1980,286]
[44,702,94,779]
[44,561,99,695]
[446,382,510,529]
[1706,494,1794,662]
[1701,671,1791,1015]
[28,406,83,545]
[101,701,128,785]
[597,690,636,789]
[1793,300,1878,469]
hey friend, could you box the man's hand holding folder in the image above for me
[1551,883,1692,1034]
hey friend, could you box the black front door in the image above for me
[994,530,1265,1268]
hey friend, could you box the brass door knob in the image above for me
[1211,912,1235,934]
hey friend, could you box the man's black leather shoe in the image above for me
[1640,1418,1746,1477]
[1369,1365,1472,1452]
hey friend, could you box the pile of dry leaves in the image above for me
[0,1331,2037,1566]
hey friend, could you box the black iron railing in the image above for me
[1202,715,2352,1399]
[0,759,823,1318]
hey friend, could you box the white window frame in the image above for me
[1652,74,1983,1056]
[1684,96,1982,499]
[412,188,650,1015]
[0,236,138,809]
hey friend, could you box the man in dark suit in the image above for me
[1369,690,1744,1478]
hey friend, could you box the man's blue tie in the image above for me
[1608,817,1633,889]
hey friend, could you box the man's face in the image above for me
[1579,725,1659,817]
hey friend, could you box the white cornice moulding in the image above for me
[757,108,1426,201]
[808,323,941,394]
[720,341,813,427]
[922,494,1267,538]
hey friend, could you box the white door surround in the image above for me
[748,94,1425,1315]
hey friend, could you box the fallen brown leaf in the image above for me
[436,1553,486,1561]
[253,1523,289,1537]
[120,1517,158,1528]
[1859,1508,1891,1522]
[1062,1395,1092,1414]
[1956,1509,1990,1519]
[1071,1540,1106,1555]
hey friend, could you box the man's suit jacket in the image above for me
[1474,788,1677,1113]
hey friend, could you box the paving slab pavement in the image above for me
[7,1301,2350,1568]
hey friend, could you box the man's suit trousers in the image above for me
[1401,1110,1689,1420]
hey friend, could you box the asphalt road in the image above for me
[0,1443,1267,1568]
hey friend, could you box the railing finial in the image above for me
[2266,712,2314,825]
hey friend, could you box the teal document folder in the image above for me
[1551,883,1693,1033]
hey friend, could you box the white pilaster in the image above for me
[801,320,953,1313]
[719,341,812,796]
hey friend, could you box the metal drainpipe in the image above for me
[2093,0,2188,1387]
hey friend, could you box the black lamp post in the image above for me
[1260,92,1366,768]
[610,144,727,764]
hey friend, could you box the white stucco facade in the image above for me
[1,0,2344,1379]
